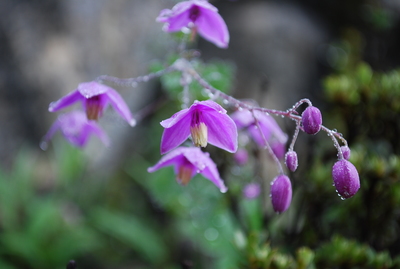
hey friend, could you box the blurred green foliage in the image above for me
[150,54,235,101]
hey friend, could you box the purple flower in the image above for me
[42,110,109,148]
[332,159,360,199]
[49,81,135,126]
[234,148,249,166]
[285,150,298,172]
[231,110,288,159]
[160,100,238,154]
[148,147,227,192]
[157,0,229,48]
[301,106,322,135]
[270,174,292,213]
[243,183,261,199]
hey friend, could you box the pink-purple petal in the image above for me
[84,122,110,146]
[193,0,218,12]
[203,109,238,153]
[157,1,193,31]
[77,81,109,98]
[160,113,192,154]
[105,88,136,126]
[183,148,227,192]
[160,108,190,128]
[45,111,109,148]
[48,90,83,112]
[230,110,254,129]
[195,6,229,48]
[148,148,188,173]
[195,100,227,113]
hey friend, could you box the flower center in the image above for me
[177,161,194,186]
[189,5,201,22]
[85,96,103,120]
[190,110,208,148]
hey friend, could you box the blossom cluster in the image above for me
[43,0,360,213]
[42,81,135,149]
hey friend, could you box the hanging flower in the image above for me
[157,0,229,48]
[49,81,135,126]
[160,100,238,154]
[42,110,109,148]
[148,147,228,193]
[231,109,288,159]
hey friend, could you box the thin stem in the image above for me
[95,65,177,87]
[180,71,191,108]
[322,126,343,160]
[289,121,301,151]
[251,110,284,175]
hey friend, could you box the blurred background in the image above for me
[1,0,400,268]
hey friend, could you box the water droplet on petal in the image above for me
[130,118,137,127]
[39,141,48,151]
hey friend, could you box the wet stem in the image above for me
[95,57,348,161]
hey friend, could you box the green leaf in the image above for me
[91,208,167,264]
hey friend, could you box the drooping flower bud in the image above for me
[270,175,292,213]
[302,106,322,135]
[285,150,298,172]
[332,159,360,199]
[340,146,351,160]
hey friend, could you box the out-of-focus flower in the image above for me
[234,148,249,166]
[243,183,261,199]
[157,0,229,48]
[42,110,109,148]
[148,147,227,192]
[49,81,135,126]
[231,110,288,159]
[285,150,298,172]
[160,100,238,154]
[270,174,292,213]
[301,106,322,135]
[332,159,360,199]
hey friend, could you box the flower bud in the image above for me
[332,159,360,199]
[302,106,322,135]
[285,150,298,172]
[270,175,292,213]
[340,146,351,160]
